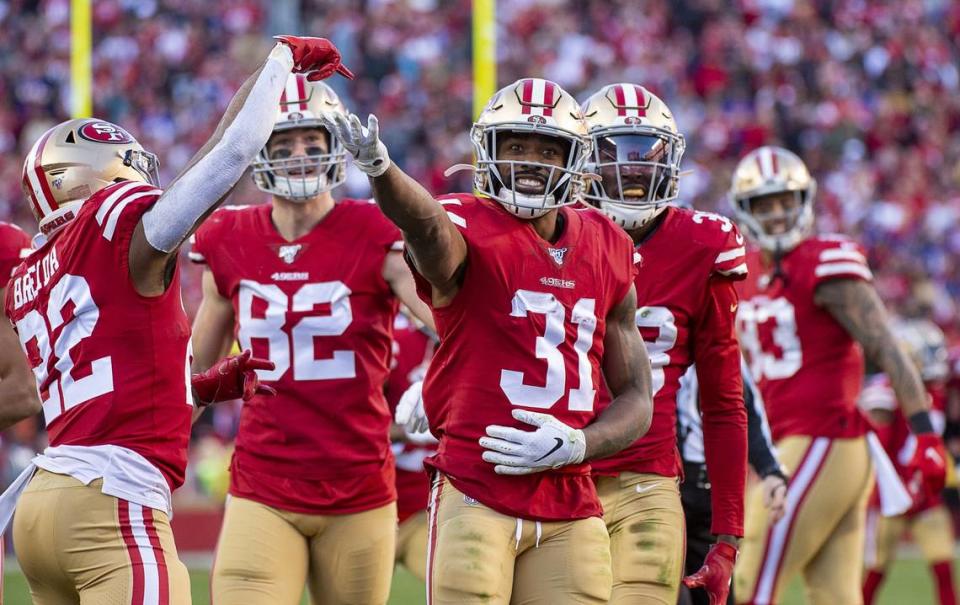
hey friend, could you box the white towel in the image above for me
[866,431,913,516]
[0,464,36,535]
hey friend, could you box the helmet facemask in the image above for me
[252,125,347,201]
[471,123,588,219]
[732,186,815,254]
[584,125,685,230]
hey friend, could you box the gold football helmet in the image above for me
[22,119,160,237]
[252,74,349,201]
[729,146,816,252]
[580,83,686,230]
[470,78,590,219]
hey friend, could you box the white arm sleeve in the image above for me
[141,44,294,253]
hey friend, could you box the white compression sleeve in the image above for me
[141,44,294,253]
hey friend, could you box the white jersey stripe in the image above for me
[128,502,161,605]
[446,211,466,228]
[819,248,867,264]
[95,183,157,225]
[437,198,463,206]
[716,262,747,276]
[103,191,160,241]
[715,246,746,264]
[753,437,830,604]
[814,262,873,280]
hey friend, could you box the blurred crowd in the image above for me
[1,0,959,502]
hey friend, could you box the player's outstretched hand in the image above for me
[320,112,391,177]
[762,473,788,523]
[273,35,354,81]
[682,541,738,605]
[192,350,276,407]
[480,409,586,475]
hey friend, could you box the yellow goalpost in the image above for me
[472,0,497,118]
[70,0,92,118]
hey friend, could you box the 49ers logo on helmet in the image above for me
[78,121,134,144]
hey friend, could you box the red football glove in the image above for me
[191,350,276,406]
[907,433,947,497]
[273,35,355,81]
[683,541,738,605]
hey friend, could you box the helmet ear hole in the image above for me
[65,132,76,144]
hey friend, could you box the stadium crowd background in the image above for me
[1,0,960,505]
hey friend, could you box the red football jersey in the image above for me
[414,194,636,521]
[191,200,403,514]
[0,222,32,281]
[590,207,748,535]
[386,314,435,523]
[860,374,947,513]
[4,182,193,489]
[737,235,872,441]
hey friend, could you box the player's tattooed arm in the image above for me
[814,278,928,416]
[370,167,468,306]
[585,285,653,460]
[0,290,41,429]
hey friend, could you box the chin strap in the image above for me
[442,163,476,178]
[771,240,788,286]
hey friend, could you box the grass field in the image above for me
[1,557,951,604]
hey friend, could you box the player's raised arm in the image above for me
[128,36,353,295]
[586,284,653,459]
[321,113,467,299]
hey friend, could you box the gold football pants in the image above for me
[396,510,428,582]
[13,468,191,605]
[426,474,612,605]
[735,435,872,605]
[211,496,397,605]
[595,472,685,604]
[864,504,955,570]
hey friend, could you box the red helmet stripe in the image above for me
[33,128,58,213]
[755,153,766,178]
[521,79,534,114]
[633,86,648,117]
[296,74,308,110]
[21,172,44,220]
[770,149,780,174]
[614,85,627,116]
[24,126,58,217]
[542,81,555,117]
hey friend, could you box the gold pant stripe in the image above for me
[751,437,832,604]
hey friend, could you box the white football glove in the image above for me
[320,112,391,177]
[395,380,430,435]
[479,409,586,476]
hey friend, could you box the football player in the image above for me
[860,319,956,605]
[0,36,350,603]
[579,83,748,604]
[730,146,946,605]
[386,312,436,582]
[322,78,653,604]
[0,222,40,428]
[190,75,434,605]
